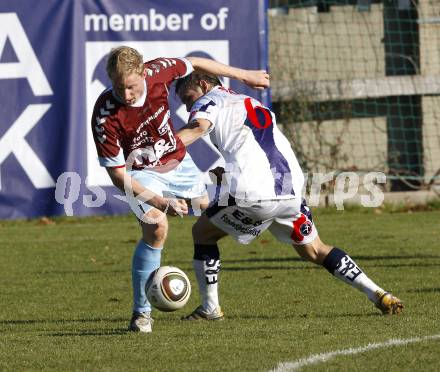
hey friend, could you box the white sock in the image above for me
[323,247,383,303]
[193,259,220,312]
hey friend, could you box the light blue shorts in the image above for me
[128,152,206,215]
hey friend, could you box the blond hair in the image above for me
[106,46,144,81]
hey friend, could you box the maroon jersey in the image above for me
[91,57,193,170]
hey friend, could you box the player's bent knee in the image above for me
[294,237,331,265]
[189,195,209,212]
[192,215,224,244]
[294,244,319,264]
[141,223,168,246]
[314,240,332,264]
[140,210,169,246]
[192,219,207,242]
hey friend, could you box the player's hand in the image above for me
[165,198,188,217]
[242,70,270,90]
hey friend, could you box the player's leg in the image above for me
[129,208,168,332]
[125,169,171,332]
[183,200,274,321]
[182,213,227,321]
[292,235,332,264]
[293,237,403,314]
[186,194,210,215]
[270,199,403,314]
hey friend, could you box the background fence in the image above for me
[268,0,440,192]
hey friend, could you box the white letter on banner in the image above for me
[0,13,53,96]
[0,104,55,190]
[217,8,228,30]
[200,13,218,31]
[150,9,166,31]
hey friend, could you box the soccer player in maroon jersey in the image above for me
[91,46,269,332]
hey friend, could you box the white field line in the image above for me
[272,334,440,372]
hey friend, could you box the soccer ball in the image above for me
[145,266,191,312]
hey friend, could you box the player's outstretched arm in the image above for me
[177,118,212,146]
[187,56,269,90]
[106,167,188,216]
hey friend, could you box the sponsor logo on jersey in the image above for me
[157,110,171,135]
[129,136,177,168]
[136,105,165,133]
[300,221,312,236]
[291,213,313,242]
[130,131,156,149]
[221,214,261,236]
[231,209,262,226]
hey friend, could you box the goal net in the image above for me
[269,0,440,191]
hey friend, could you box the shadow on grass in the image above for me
[35,270,126,275]
[363,263,440,268]
[36,257,440,275]
[47,329,129,337]
[0,317,126,325]
[309,312,383,319]
[222,257,304,264]
[351,254,440,260]
[406,287,440,293]
[34,253,440,278]
[169,254,440,268]
[222,254,440,264]
[220,261,440,272]
[224,312,381,320]
[222,266,319,271]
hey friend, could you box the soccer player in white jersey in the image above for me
[91,47,269,332]
[175,73,403,320]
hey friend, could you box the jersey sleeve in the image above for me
[91,97,125,168]
[189,97,219,134]
[145,57,193,84]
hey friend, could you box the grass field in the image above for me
[1,208,440,371]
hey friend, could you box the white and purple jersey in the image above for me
[189,86,304,201]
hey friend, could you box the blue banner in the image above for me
[0,0,268,219]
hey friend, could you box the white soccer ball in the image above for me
[145,266,191,312]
